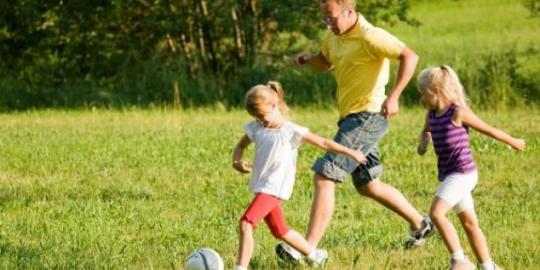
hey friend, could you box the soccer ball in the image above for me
[185,248,224,270]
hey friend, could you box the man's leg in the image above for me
[303,113,385,246]
[278,113,394,260]
[356,177,435,248]
[356,178,424,230]
[305,173,336,247]
[275,174,334,264]
[352,147,425,230]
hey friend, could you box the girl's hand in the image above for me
[351,150,367,165]
[233,160,252,173]
[511,138,526,151]
[417,144,427,155]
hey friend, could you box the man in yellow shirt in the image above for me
[276,0,435,263]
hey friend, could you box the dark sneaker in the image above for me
[275,243,303,265]
[404,216,436,249]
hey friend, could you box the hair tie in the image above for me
[266,81,279,92]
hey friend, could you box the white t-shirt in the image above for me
[244,121,309,200]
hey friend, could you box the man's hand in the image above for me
[380,97,399,119]
[233,160,252,174]
[294,52,312,67]
[382,47,418,119]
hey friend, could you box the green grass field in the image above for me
[0,108,538,269]
[0,1,539,269]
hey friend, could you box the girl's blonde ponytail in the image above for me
[439,65,469,109]
[245,81,290,118]
[266,81,290,117]
[417,65,469,109]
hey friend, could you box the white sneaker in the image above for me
[483,262,503,270]
[449,256,476,270]
[307,249,328,268]
[275,243,303,264]
[405,216,436,249]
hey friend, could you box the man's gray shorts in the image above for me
[311,112,388,188]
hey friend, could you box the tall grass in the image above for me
[388,0,540,107]
[0,108,538,269]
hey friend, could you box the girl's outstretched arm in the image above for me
[232,135,253,173]
[301,132,367,164]
[418,112,431,155]
[454,107,526,151]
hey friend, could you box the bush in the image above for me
[523,0,540,17]
[0,47,538,111]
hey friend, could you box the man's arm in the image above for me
[380,47,419,119]
[294,52,332,72]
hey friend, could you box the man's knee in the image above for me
[313,173,336,191]
[356,178,381,197]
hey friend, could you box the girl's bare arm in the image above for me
[232,135,253,173]
[418,112,431,155]
[455,107,525,151]
[301,131,367,164]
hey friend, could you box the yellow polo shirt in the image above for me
[320,14,405,119]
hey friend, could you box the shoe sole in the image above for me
[275,244,303,264]
[404,224,436,249]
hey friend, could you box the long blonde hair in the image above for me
[417,65,469,108]
[245,81,290,118]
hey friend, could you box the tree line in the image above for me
[0,0,418,110]
[1,1,536,110]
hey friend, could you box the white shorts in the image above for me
[435,171,478,213]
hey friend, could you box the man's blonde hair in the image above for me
[320,0,356,7]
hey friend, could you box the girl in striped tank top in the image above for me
[416,65,525,270]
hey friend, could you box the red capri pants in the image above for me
[241,193,289,238]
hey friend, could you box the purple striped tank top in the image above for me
[429,104,476,181]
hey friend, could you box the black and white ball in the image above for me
[185,248,224,270]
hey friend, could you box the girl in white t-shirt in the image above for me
[232,81,367,270]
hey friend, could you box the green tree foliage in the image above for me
[0,0,417,109]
